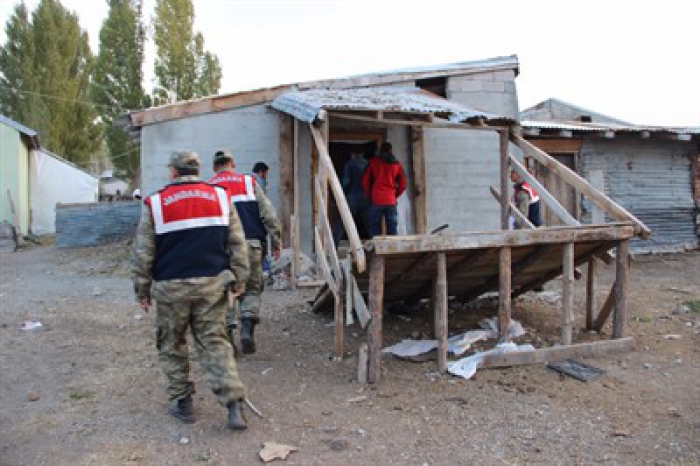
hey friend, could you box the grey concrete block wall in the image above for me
[446,70,519,118]
[140,104,282,210]
[55,202,141,248]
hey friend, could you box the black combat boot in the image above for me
[240,318,256,354]
[168,395,195,423]
[227,400,247,430]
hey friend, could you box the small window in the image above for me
[416,77,447,98]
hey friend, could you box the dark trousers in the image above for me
[367,204,398,237]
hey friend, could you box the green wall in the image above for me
[0,122,30,234]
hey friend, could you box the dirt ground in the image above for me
[1,243,698,465]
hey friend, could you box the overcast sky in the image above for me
[1,0,698,126]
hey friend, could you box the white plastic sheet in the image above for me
[29,150,98,234]
[447,342,536,380]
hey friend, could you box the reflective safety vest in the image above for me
[514,181,543,227]
[209,171,267,240]
[146,181,230,280]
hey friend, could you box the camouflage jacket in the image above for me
[131,176,250,300]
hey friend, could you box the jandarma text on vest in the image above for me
[163,189,216,206]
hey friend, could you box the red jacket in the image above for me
[362,153,407,206]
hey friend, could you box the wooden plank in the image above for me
[386,254,434,288]
[434,253,448,373]
[292,119,301,288]
[352,275,371,328]
[290,214,297,290]
[613,240,630,338]
[510,154,579,227]
[343,258,354,326]
[490,186,534,229]
[372,224,635,255]
[411,127,428,234]
[480,337,635,368]
[334,291,344,360]
[357,343,368,384]
[593,279,616,331]
[562,242,575,345]
[278,113,294,246]
[586,259,597,329]
[297,280,326,288]
[314,227,338,295]
[314,178,343,288]
[329,112,430,127]
[309,125,366,273]
[525,139,583,154]
[367,255,385,384]
[498,247,512,342]
[500,130,510,229]
[512,134,651,239]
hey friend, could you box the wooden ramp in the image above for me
[357,223,636,382]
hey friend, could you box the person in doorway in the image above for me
[131,150,250,430]
[362,142,407,237]
[252,162,269,193]
[510,170,543,228]
[210,149,281,354]
[334,152,368,243]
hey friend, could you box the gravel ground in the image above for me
[0,244,698,465]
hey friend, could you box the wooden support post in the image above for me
[278,114,294,247]
[585,259,597,329]
[433,253,448,373]
[357,343,368,384]
[498,247,512,342]
[292,119,300,288]
[411,126,427,234]
[334,292,344,360]
[343,258,354,326]
[562,242,575,345]
[367,255,385,384]
[290,214,297,290]
[499,130,510,230]
[613,240,630,338]
[593,279,616,332]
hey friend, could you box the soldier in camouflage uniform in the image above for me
[210,149,282,354]
[131,151,250,430]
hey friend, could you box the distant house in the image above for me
[0,115,99,235]
[521,98,700,252]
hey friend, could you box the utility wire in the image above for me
[0,84,130,113]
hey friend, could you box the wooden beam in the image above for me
[480,337,635,368]
[585,259,598,329]
[372,224,635,255]
[343,258,354,326]
[314,227,338,295]
[367,255,385,383]
[314,178,343,287]
[351,275,371,328]
[297,280,326,288]
[290,214,297,291]
[562,242,575,345]
[309,125,366,273]
[386,254,435,289]
[511,134,651,239]
[434,253,448,373]
[278,113,294,247]
[498,247,512,342]
[613,240,630,339]
[292,119,300,288]
[500,130,510,229]
[510,154,580,227]
[593,279,616,332]
[411,127,428,234]
[328,112,430,127]
[334,292,344,360]
[490,186,534,229]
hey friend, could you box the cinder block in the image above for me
[482,81,505,92]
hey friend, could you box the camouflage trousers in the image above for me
[227,240,264,326]
[153,272,246,405]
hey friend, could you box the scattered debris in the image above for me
[547,359,605,382]
[261,367,273,376]
[664,334,681,340]
[20,321,42,331]
[447,342,535,380]
[245,397,264,418]
[346,395,368,404]
[179,437,190,445]
[27,392,40,402]
[328,438,349,452]
[259,442,298,462]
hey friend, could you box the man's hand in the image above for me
[231,281,246,298]
[139,295,152,312]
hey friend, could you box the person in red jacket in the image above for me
[362,142,407,237]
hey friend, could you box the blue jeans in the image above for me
[367,204,398,237]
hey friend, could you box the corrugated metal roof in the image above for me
[521,119,700,136]
[272,87,514,124]
[0,114,40,148]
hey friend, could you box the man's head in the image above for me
[213,148,235,173]
[168,151,200,179]
[252,162,269,179]
[510,170,522,183]
[379,142,392,154]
